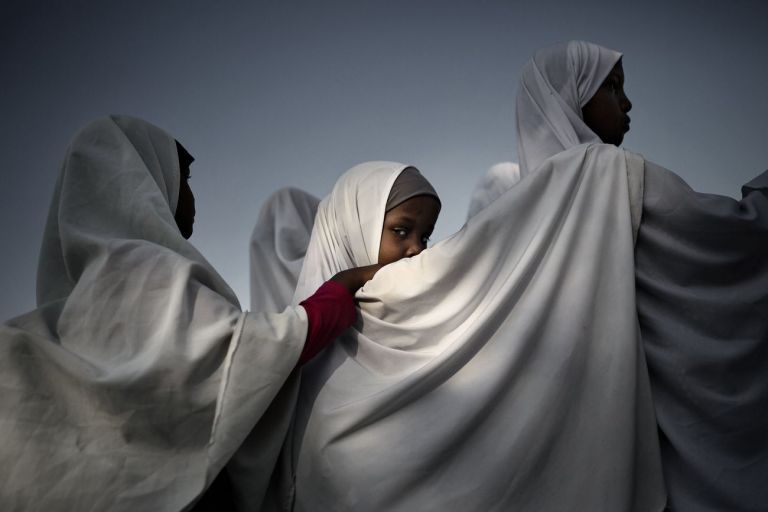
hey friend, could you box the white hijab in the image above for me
[293,162,412,302]
[288,152,663,510]
[516,40,622,176]
[466,161,521,219]
[250,187,320,312]
[517,40,768,509]
[0,116,306,511]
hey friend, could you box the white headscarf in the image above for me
[288,151,663,510]
[250,187,320,312]
[0,116,306,511]
[516,40,622,176]
[466,161,521,219]
[293,161,416,303]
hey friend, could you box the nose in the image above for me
[621,92,632,113]
[404,239,424,258]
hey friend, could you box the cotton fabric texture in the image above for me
[466,161,521,219]
[250,187,320,313]
[636,165,768,511]
[517,40,768,511]
[0,116,306,511]
[384,166,440,212]
[516,40,622,177]
[288,159,663,511]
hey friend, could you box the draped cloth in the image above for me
[288,158,664,511]
[636,164,768,512]
[250,188,320,312]
[516,40,621,177]
[0,116,306,511]
[466,162,521,219]
[516,40,768,511]
[214,187,319,512]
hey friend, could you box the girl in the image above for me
[287,156,662,511]
[249,188,320,313]
[517,40,768,511]
[0,116,377,511]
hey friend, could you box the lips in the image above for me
[623,116,631,132]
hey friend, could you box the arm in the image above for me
[297,264,384,366]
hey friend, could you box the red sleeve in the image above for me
[298,280,356,366]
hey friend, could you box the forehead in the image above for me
[607,60,624,80]
[386,195,441,220]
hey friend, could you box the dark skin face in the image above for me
[582,60,632,146]
[174,142,195,239]
[377,195,441,266]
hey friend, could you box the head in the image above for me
[378,194,441,265]
[581,60,632,146]
[516,41,625,176]
[39,116,237,306]
[174,141,195,239]
[377,167,441,265]
[292,162,441,304]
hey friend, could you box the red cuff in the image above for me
[298,280,356,366]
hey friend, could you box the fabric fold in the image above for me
[289,150,663,511]
[0,116,305,511]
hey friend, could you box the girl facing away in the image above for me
[0,115,382,511]
[517,40,768,512]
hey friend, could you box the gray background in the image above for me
[2,0,767,319]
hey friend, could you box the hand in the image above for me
[330,263,384,295]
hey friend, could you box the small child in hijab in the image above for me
[294,165,440,364]
[293,162,441,305]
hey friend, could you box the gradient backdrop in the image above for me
[2,0,767,319]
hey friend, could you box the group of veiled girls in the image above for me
[1,41,766,512]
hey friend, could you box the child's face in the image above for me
[378,195,440,265]
[582,61,632,146]
[174,144,196,239]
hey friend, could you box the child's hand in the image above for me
[331,264,384,295]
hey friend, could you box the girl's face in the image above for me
[174,145,196,239]
[378,195,441,265]
[582,60,632,146]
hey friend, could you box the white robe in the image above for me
[636,163,768,512]
[0,116,306,511]
[220,187,319,512]
[516,40,768,511]
[288,157,664,511]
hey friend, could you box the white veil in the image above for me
[0,116,306,511]
[516,40,621,177]
[250,187,320,312]
[466,162,521,219]
[288,150,663,511]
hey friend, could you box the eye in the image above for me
[392,227,408,238]
[421,234,431,246]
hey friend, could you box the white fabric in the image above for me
[516,40,621,177]
[517,39,768,511]
[636,164,768,512]
[250,187,320,312]
[293,162,410,302]
[223,187,319,512]
[0,116,306,511]
[288,156,664,511]
[466,162,521,219]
